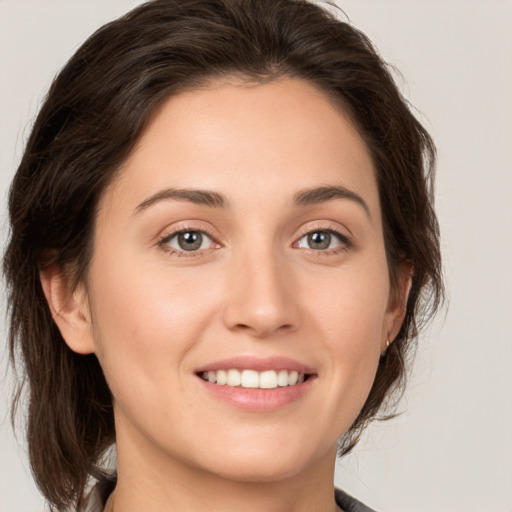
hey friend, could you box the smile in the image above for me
[199,369,307,389]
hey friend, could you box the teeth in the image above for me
[277,369,289,386]
[216,370,227,385]
[241,370,259,388]
[200,369,307,388]
[227,369,241,386]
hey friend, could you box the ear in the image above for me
[382,261,413,351]
[40,264,96,355]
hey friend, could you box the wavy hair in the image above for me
[3,0,443,509]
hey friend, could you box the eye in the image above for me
[161,230,215,252]
[296,229,348,251]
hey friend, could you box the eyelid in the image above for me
[157,223,222,257]
[155,220,353,258]
[293,223,353,251]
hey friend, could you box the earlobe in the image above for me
[40,265,96,355]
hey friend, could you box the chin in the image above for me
[196,438,332,484]
[209,459,307,484]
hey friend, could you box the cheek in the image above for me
[308,260,390,345]
[304,260,389,403]
[86,258,221,398]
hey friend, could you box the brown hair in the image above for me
[3,0,443,509]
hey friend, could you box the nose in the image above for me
[222,248,301,338]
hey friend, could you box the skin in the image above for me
[42,78,408,512]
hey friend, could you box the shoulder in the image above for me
[80,476,116,512]
[335,488,378,512]
[80,489,103,512]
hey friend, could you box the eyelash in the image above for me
[157,224,352,258]
[294,225,353,255]
[158,225,218,258]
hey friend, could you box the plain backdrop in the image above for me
[1,1,511,511]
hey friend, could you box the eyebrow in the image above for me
[135,188,228,213]
[292,185,371,219]
[134,184,370,218]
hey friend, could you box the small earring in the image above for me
[380,337,391,358]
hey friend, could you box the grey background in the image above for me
[1,1,511,511]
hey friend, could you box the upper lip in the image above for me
[195,356,316,374]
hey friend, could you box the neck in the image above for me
[112,421,339,512]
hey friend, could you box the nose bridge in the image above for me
[222,238,299,337]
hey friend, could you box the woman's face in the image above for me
[69,78,404,483]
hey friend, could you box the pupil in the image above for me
[308,231,330,250]
[178,231,202,251]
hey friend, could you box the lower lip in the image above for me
[197,376,316,412]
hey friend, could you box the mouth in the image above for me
[198,369,313,389]
[194,357,316,411]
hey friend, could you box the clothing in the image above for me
[83,478,377,512]
[335,489,377,512]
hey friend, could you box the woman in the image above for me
[3,0,443,511]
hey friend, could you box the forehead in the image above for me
[99,78,380,220]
